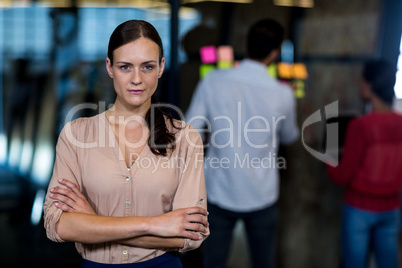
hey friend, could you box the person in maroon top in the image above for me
[327,59,402,268]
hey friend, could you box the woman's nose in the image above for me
[131,70,142,85]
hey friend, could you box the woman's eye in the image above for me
[144,65,154,71]
[120,65,130,70]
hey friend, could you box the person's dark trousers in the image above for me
[203,202,278,268]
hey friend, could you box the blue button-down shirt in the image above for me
[186,59,299,212]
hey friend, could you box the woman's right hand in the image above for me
[49,178,96,215]
[150,207,209,241]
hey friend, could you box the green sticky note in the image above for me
[294,80,305,98]
[200,64,216,79]
[267,63,278,78]
[217,61,233,69]
[295,88,305,98]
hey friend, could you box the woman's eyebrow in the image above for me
[116,61,133,65]
[142,60,158,65]
[115,60,157,65]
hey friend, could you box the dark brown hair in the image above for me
[108,20,180,156]
[108,20,163,64]
[363,59,396,107]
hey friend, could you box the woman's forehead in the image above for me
[113,38,160,63]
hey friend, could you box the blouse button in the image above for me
[126,202,131,207]
[126,176,130,181]
[123,250,128,255]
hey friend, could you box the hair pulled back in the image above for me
[108,20,163,64]
[108,20,179,156]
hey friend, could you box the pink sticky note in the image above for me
[217,46,234,62]
[200,46,217,64]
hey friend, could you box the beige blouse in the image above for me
[43,112,209,264]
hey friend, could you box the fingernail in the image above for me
[49,193,54,197]
[58,179,63,182]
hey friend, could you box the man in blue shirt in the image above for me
[186,18,299,268]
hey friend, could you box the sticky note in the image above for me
[277,63,293,79]
[200,64,216,79]
[293,63,308,79]
[294,80,305,98]
[217,60,233,69]
[295,88,305,98]
[200,46,217,64]
[267,63,278,78]
[217,46,234,62]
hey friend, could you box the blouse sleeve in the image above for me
[172,125,210,253]
[326,119,366,186]
[43,121,82,242]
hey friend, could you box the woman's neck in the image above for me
[369,97,392,113]
[108,100,150,121]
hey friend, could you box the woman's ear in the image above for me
[106,57,114,78]
[158,57,165,78]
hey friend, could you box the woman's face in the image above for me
[106,37,165,112]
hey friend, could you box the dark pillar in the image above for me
[168,0,180,108]
[376,0,402,66]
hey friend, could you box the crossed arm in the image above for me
[48,179,208,250]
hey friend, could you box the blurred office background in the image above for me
[0,0,401,267]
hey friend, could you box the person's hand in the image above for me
[49,179,96,215]
[150,207,209,241]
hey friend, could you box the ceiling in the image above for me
[0,0,254,8]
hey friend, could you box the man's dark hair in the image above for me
[247,18,284,61]
[363,59,396,106]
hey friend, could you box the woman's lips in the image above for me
[128,89,144,95]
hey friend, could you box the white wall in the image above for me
[395,99,402,112]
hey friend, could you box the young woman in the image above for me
[43,20,209,267]
[327,59,402,268]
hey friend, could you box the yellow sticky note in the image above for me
[293,63,308,79]
[277,63,293,79]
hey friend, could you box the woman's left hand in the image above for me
[49,179,96,215]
